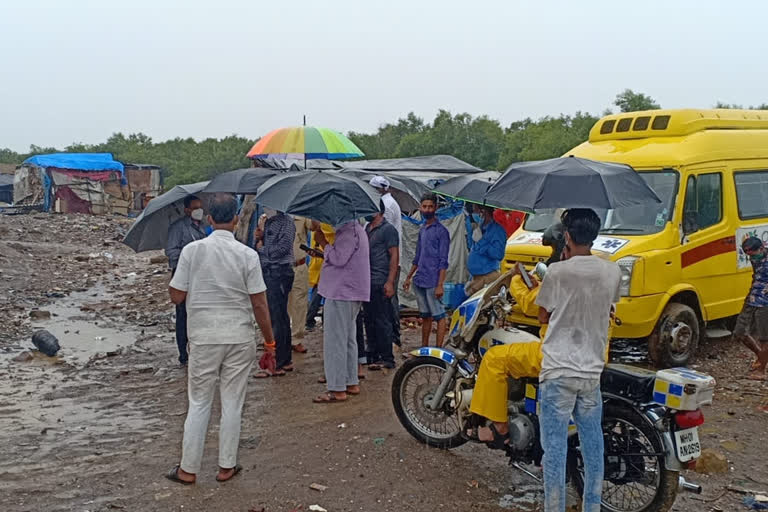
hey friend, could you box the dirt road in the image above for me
[1,213,767,512]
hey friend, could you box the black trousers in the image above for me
[306,287,323,328]
[391,267,401,346]
[175,301,188,364]
[363,283,395,366]
[263,264,295,369]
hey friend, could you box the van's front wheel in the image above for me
[648,302,700,367]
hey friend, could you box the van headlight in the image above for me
[616,256,639,297]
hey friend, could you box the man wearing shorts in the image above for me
[735,236,768,380]
[403,193,450,347]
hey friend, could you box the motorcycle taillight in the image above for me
[674,409,704,429]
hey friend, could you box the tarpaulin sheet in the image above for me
[399,205,470,309]
[23,153,124,173]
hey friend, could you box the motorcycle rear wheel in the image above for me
[567,403,679,512]
[391,357,467,449]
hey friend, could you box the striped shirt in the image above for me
[257,213,295,266]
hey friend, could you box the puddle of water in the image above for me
[8,286,139,364]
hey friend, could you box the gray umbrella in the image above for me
[254,170,380,227]
[433,175,497,205]
[122,181,209,252]
[336,168,427,211]
[484,156,661,212]
[204,168,282,194]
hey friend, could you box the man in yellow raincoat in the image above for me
[306,222,335,330]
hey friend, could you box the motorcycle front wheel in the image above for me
[391,357,467,449]
[567,403,679,512]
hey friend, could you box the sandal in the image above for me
[317,376,327,384]
[313,392,347,403]
[292,344,308,354]
[346,385,361,395]
[165,465,195,485]
[279,364,294,372]
[368,364,383,371]
[479,424,510,450]
[216,464,243,482]
[254,368,286,378]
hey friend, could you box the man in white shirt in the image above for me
[165,193,276,485]
[369,175,403,349]
[535,208,621,512]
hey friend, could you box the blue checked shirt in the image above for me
[257,213,295,266]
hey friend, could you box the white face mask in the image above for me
[263,207,278,218]
[190,208,204,221]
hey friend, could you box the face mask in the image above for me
[364,214,375,222]
[422,211,435,220]
[190,208,204,221]
[750,252,766,263]
[472,214,482,223]
[263,207,278,218]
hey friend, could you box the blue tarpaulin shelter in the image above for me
[17,153,129,212]
[23,153,125,174]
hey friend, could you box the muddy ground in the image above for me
[1,213,767,512]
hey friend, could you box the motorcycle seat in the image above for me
[601,363,657,403]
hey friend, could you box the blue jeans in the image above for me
[540,377,604,512]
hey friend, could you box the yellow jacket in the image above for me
[308,224,335,287]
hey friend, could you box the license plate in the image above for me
[674,427,701,462]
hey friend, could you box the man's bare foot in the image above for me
[477,423,509,442]
[346,384,361,395]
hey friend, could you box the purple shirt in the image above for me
[413,220,450,288]
[318,221,371,302]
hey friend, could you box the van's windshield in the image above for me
[523,170,679,235]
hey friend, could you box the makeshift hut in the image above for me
[0,174,13,204]
[13,153,162,215]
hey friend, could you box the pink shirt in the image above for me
[318,221,370,302]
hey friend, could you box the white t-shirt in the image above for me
[535,255,621,381]
[381,192,402,260]
[169,229,267,345]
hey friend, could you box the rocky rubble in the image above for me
[0,212,173,345]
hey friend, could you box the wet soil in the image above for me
[1,213,767,512]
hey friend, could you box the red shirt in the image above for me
[493,210,525,237]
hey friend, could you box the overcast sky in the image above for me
[0,0,765,152]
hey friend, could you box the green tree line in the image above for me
[1,90,765,186]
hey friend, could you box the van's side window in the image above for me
[735,171,768,219]
[683,172,722,234]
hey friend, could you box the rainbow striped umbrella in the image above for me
[246,126,364,160]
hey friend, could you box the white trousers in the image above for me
[180,342,256,473]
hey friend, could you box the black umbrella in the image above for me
[337,168,427,211]
[203,168,282,194]
[254,170,380,227]
[123,181,209,252]
[433,175,497,206]
[484,156,661,212]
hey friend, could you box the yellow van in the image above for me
[503,108,768,367]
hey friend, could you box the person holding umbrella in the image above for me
[165,195,207,366]
[535,208,621,512]
[253,207,296,376]
[312,219,370,403]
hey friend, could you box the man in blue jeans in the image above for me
[535,209,621,512]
